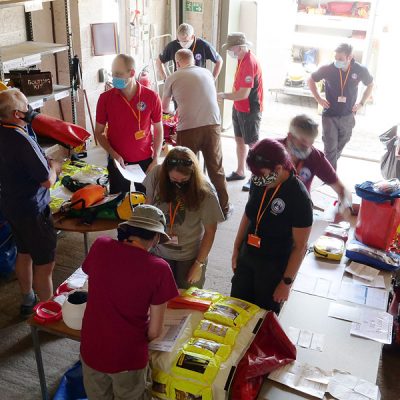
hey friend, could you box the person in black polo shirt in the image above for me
[308,43,374,170]
[231,139,312,313]
[156,23,223,81]
[0,88,60,317]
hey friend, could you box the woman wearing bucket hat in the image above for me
[143,146,225,289]
[231,139,313,313]
[218,32,264,192]
[80,204,178,400]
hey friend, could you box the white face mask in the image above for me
[179,39,194,49]
[228,49,238,59]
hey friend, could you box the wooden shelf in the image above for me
[292,32,365,51]
[0,41,68,72]
[27,84,71,109]
[296,13,370,31]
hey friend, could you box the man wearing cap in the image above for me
[218,32,264,192]
[95,54,163,194]
[80,204,178,399]
[156,23,223,81]
[161,49,231,218]
[308,43,374,170]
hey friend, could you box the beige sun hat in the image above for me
[118,204,170,243]
[222,32,253,50]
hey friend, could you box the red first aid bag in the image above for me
[355,181,400,251]
[32,114,90,148]
[230,311,296,400]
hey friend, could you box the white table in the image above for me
[258,253,392,399]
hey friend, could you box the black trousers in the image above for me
[231,244,289,314]
[107,157,152,195]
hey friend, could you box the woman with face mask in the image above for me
[231,139,313,313]
[143,146,224,288]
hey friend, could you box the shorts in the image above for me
[107,157,152,195]
[232,108,262,145]
[82,359,152,400]
[6,206,56,265]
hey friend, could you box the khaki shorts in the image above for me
[81,359,152,400]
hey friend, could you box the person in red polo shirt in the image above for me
[218,32,264,192]
[95,54,163,194]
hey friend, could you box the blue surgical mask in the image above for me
[112,76,129,89]
[334,60,347,69]
[287,138,312,160]
[251,172,278,187]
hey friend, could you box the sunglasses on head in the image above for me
[166,158,193,167]
[248,151,271,165]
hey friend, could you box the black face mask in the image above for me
[17,105,39,123]
[172,180,189,191]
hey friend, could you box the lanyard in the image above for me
[295,160,304,175]
[339,65,351,97]
[190,36,197,54]
[255,183,282,235]
[119,83,141,130]
[0,122,27,136]
[169,201,181,234]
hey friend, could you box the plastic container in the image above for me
[62,289,88,330]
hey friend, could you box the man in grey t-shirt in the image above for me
[162,49,231,218]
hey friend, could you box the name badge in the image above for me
[247,233,261,248]
[167,235,179,246]
[338,96,347,103]
[134,130,146,140]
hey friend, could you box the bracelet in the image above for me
[195,259,205,268]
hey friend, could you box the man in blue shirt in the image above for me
[308,43,374,170]
[0,88,60,317]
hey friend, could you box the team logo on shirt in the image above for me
[271,198,286,215]
[298,167,312,182]
[195,53,202,61]
[137,101,147,111]
[245,75,252,83]
[351,73,358,80]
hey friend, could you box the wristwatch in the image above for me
[282,276,294,285]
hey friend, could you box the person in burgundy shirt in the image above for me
[80,205,178,399]
[218,32,264,192]
[95,54,163,194]
[279,114,351,205]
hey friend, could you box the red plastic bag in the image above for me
[355,198,400,251]
[32,114,90,148]
[230,311,296,400]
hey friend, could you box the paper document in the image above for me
[268,361,331,399]
[149,312,191,352]
[339,282,388,311]
[345,262,380,282]
[287,327,325,352]
[292,272,342,300]
[114,160,146,183]
[352,275,386,289]
[327,370,380,400]
[308,219,332,245]
[350,308,393,344]
[328,302,361,323]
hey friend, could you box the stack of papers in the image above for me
[350,308,393,344]
[268,361,331,399]
[269,362,381,400]
[292,255,345,299]
[339,282,389,311]
[328,370,380,400]
[345,263,387,289]
[287,327,325,352]
[149,311,191,352]
[328,302,361,323]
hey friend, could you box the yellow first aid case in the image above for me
[313,235,345,261]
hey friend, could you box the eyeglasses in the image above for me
[166,158,193,167]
